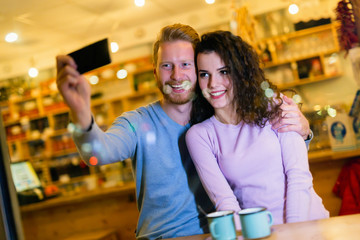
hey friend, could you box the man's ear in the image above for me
[153,66,158,80]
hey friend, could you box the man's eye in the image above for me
[161,64,171,69]
[182,63,191,67]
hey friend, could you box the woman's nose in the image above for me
[208,75,217,88]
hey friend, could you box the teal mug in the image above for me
[238,207,273,239]
[207,210,237,240]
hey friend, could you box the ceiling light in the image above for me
[134,0,145,7]
[111,42,119,53]
[205,0,215,4]
[89,75,99,85]
[5,32,18,42]
[117,69,128,79]
[28,67,38,78]
[288,4,299,15]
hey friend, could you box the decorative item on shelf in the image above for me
[348,47,360,86]
[40,78,57,93]
[133,70,156,91]
[294,18,332,31]
[258,42,272,63]
[296,59,311,79]
[0,86,9,102]
[335,0,359,56]
[18,99,39,118]
[324,53,341,76]
[297,57,323,79]
[30,117,49,135]
[233,6,257,47]
[51,134,76,153]
[1,110,11,123]
[309,58,323,77]
[326,112,357,151]
[255,8,295,40]
[49,154,90,183]
[27,140,46,157]
[336,0,360,86]
[6,123,26,141]
[264,64,294,87]
[53,112,70,131]
[42,93,67,112]
[304,109,331,151]
[349,90,360,146]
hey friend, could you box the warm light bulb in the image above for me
[5,32,18,42]
[134,0,145,7]
[289,4,299,15]
[205,0,215,4]
[117,69,128,79]
[327,108,337,117]
[89,75,99,85]
[28,67,39,78]
[111,42,119,53]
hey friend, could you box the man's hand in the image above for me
[56,55,92,129]
[270,95,310,140]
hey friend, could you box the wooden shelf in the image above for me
[257,22,339,45]
[278,73,342,89]
[20,181,135,212]
[263,49,340,69]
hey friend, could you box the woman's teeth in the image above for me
[210,90,226,96]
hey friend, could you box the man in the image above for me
[56,23,310,240]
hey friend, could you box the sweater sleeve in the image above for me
[278,131,313,223]
[186,124,241,212]
[72,113,138,165]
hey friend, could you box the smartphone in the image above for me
[68,38,111,74]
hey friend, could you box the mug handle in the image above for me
[266,211,273,226]
[210,221,219,239]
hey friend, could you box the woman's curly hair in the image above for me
[190,30,283,127]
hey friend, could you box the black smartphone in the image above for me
[68,38,111,74]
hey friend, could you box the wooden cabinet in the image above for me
[256,23,342,89]
[20,183,138,240]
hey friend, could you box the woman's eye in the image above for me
[221,70,229,75]
[199,72,209,78]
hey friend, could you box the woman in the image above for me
[186,31,329,225]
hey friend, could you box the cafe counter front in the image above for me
[20,182,138,240]
[165,213,360,240]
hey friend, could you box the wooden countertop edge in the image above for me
[20,181,136,213]
[308,148,360,163]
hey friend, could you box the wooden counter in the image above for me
[18,148,360,239]
[20,182,138,240]
[165,214,360,240]
[308,148,360,163]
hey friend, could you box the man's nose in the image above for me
[171,66,182,80]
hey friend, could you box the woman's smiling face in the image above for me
[197,51,234,113]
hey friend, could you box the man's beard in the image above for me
[158,82,196,105]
